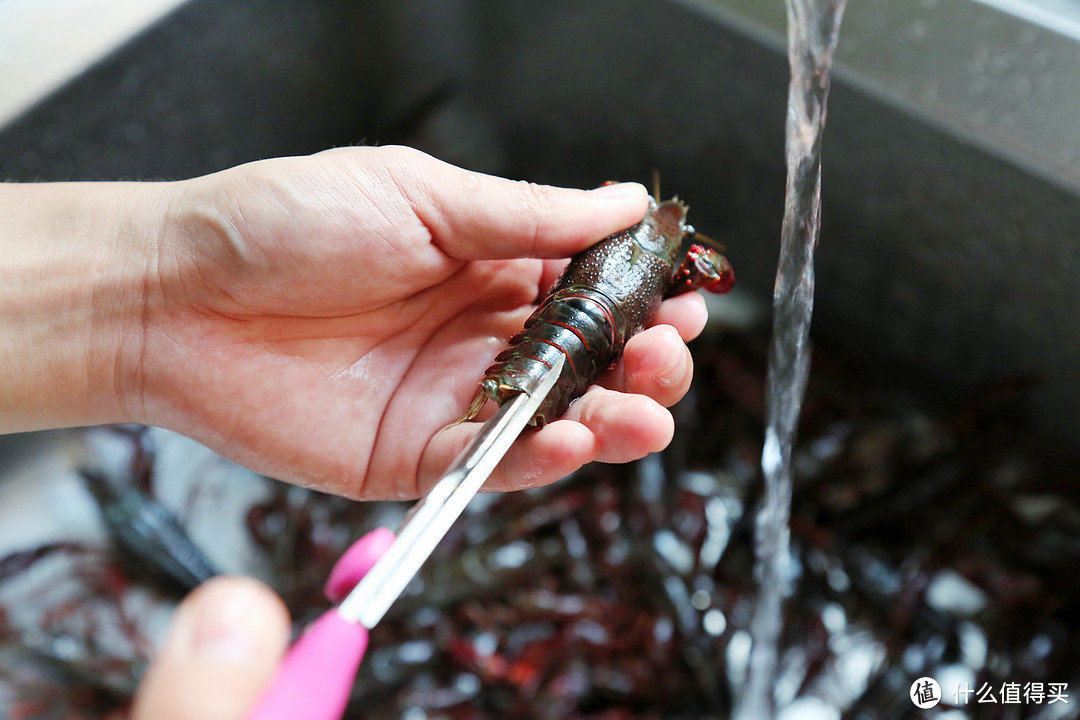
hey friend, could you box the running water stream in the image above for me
[735,0,846,718]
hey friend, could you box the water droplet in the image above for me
[460,172,481,192]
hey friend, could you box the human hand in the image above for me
[1,146,708,498]
[131,577,290,720]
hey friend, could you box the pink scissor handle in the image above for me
[246,527,396,720]
[245,610,368,720]
[324,526,396,604]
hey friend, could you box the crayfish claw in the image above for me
[666,244,736,297]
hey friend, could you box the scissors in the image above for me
[246,354,565,720]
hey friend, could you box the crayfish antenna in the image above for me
[687,230,727,252]
[443,387,488,430]
[652,169,661,202]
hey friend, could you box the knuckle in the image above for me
[382,144,425,172]
[372,145,426,191]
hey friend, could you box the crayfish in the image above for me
[461,187,734,427]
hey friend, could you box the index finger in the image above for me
[335,146,651,261]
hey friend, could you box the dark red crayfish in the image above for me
[461,190,734,426]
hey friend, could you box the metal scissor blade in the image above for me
[337,354,565,628]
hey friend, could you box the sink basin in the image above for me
[3,0,1077,458]
[2,2,1079,714]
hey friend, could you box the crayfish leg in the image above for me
[444,387,489,430]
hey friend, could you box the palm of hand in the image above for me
[130,148,698,499]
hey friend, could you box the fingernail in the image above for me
[648,327,688,388]
[589,182,648,203]
[174,579,274,663]
[657,345,689,388]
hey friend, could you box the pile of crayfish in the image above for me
[2,326,1078,719]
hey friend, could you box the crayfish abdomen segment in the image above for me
[480,289,622,426]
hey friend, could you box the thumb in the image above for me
[331,145,651,260]
[132,577,291,720]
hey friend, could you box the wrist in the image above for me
[0,181,165,432]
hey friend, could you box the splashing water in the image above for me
[735,0,846,718]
